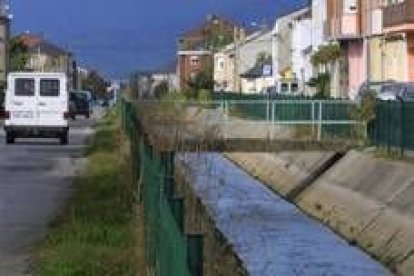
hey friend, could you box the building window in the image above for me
[343,0,357,13]
[216,57,224,71]
[190,56,199,66]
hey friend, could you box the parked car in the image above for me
[378,83,414,101]
[4,72,70,144]
[356,80,395,101]
[70,91,91,118]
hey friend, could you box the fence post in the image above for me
[187,234,203,276]
[318,101,323,141]
[399,97,405,157]
[311,101,315,137]
[270,101,275,140]
[170,197,184,232]
[387,100,391,154]
[266,98,270,122]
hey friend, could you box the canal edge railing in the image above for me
[122,99,203,276]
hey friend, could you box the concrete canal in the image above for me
[179,153,391,276]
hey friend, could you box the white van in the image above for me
[4,72,70,144]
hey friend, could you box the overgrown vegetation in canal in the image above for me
[35,111,145,276]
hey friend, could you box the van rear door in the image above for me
[37,78,67,126]
[8,77,37,126]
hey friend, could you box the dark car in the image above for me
[69,91,91,119]
[356,80,396,101]
[378,82,414,101]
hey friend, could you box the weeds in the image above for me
[35,116,141,276]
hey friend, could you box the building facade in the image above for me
[18,33,75,89]
[0,0,9,83]
[291,8,313,93]
[382,0,414,82]
[272,8,310,93]
[177,15,244,90]
[214,30,273,93]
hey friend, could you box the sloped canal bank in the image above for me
[177,153,390,276]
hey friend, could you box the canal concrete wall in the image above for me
[175,159,248,276]
[226,151,414,275]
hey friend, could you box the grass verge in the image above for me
[34,113,145,276]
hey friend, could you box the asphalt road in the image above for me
[0,110,103,275]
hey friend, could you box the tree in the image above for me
[256,51,271,65]
[186,70,214,98]
[153,81,169,99]
[9,36,29,72]
[311,44,341,68]
[82,70,108,98]
[310,43,342,98]
[307,73,331,99]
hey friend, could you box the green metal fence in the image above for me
[122,99,198,276]
[369,100,414,154]
[222,99,360,140]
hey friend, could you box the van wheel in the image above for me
[6,132,15,144]
[85,113,90,119]
[60,132,68,145]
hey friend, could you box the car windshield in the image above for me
[379,85,398,94]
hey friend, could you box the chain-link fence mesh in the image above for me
[122,100,193,276]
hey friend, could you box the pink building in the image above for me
[326,0,367,99]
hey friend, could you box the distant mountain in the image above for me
[11,0,307,77]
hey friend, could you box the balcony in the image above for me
[383,2,414,32]
[324,13,361,41]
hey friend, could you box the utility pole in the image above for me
[233,26,240,93]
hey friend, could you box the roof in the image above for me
[240,61,272,79]
[178,50,212,56]
[18,33,71,56]
[216,28,272,55]
[180,14,237,39]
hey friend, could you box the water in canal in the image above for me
[180,153,390,276]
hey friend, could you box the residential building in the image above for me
[0,0,9,83]
[177,14,244,90]
[214,29,273,93]
[240,59,274,94]
[178,50,212,90]
[312,0,328,50]
[325,0,365,99]
[151,60,179,92]
[291,8,313,93]
[382,0,414,82]
[18,33,75,89]
[272,8,309,93]
[76,66,90,91]
[129,71,152,99]
[365,0,385,82]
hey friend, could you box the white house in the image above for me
[311,0,327,51]
[214,29,273,93]
[272,7,310,93]
[291,8,313,94]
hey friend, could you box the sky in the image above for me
[11,0,305,78]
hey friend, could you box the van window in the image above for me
[40,79,60,97]
[15,78,35,96]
